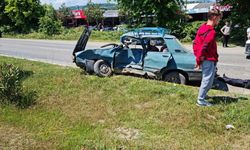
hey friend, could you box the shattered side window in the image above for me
[165,38,191,53]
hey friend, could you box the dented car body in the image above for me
[72,27,203,85]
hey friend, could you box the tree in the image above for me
[39,4,62,35]
[4,0,43,33]
[57,3,73,26]
[220,0,250,42]
[58,3,72,17]
[84,2,105,25]
[0,0,11,27]
[116,0,184,27]
[0,0,6,25]
[221,0,250,26]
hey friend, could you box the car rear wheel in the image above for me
[246,54,250,59]
[94,60,112,77]
[163,71,186,84]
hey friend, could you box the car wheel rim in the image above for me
[100,64,109,74]
[170,77,180,83]
[165,76,180,83]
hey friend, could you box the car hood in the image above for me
[75,47,117,64]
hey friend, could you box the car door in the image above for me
[143,51,171,72]
[165,38,196,70]
[114,47,144,69]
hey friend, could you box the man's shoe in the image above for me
[196,100,213,106]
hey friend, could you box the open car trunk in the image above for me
[72,28,91,59]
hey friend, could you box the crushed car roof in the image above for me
[121,27,175,39]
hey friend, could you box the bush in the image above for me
[0,64,22,102]
[0,25,13,34]
[168,22,186,39]
[39,16,62,35]
[0,63,37,108]
[227,26,246,46]
[90,30,123,42]
[116,24,130,32]
[181,21,204,42]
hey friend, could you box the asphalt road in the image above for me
[0,38,249,94]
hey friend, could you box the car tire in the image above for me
[212,78,229,91]
[94,60,112,77]
[163,71,186,84]
[246,54,250,59]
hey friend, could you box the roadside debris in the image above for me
[226,124,235,130]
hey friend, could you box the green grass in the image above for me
[3,27,123,42]
[0,56,250,149]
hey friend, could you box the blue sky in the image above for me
[40,0,116,9]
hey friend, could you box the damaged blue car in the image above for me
[73,27,228,90]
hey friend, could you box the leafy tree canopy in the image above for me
[0,0,12,29]
[0,0,5,22]
[39,4,62,35]
[42,4,57,20]
[4,0,43,33]
[116,0,184,27]
[220,0,250,42]
[84,2,105,25]
[57,3,73,20]
[221,0,250,28]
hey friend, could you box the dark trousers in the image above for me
[223,35,230,47]
[223,76,250,89]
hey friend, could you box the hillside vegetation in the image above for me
[3,27,123,42]
[0,56,249,149]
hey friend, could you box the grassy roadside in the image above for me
[2,27,123,42]
[2,29,240,48]
[0,56,250,149]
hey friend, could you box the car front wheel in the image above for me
[163,71,186,84]
[94,60,112,77]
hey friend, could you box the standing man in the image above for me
[194,8,222,106]
[220,21,231,47]
[247,27,250,40]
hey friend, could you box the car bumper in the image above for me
[75,57,95,71]
[187,71,202,81]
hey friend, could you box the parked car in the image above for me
[72,27,228,91]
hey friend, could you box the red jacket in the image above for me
[194,23,219,65]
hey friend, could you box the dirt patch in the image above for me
[115,127,141,140]
[232,134,250,149]
[0,124,53,150]
[134,101,155,109]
